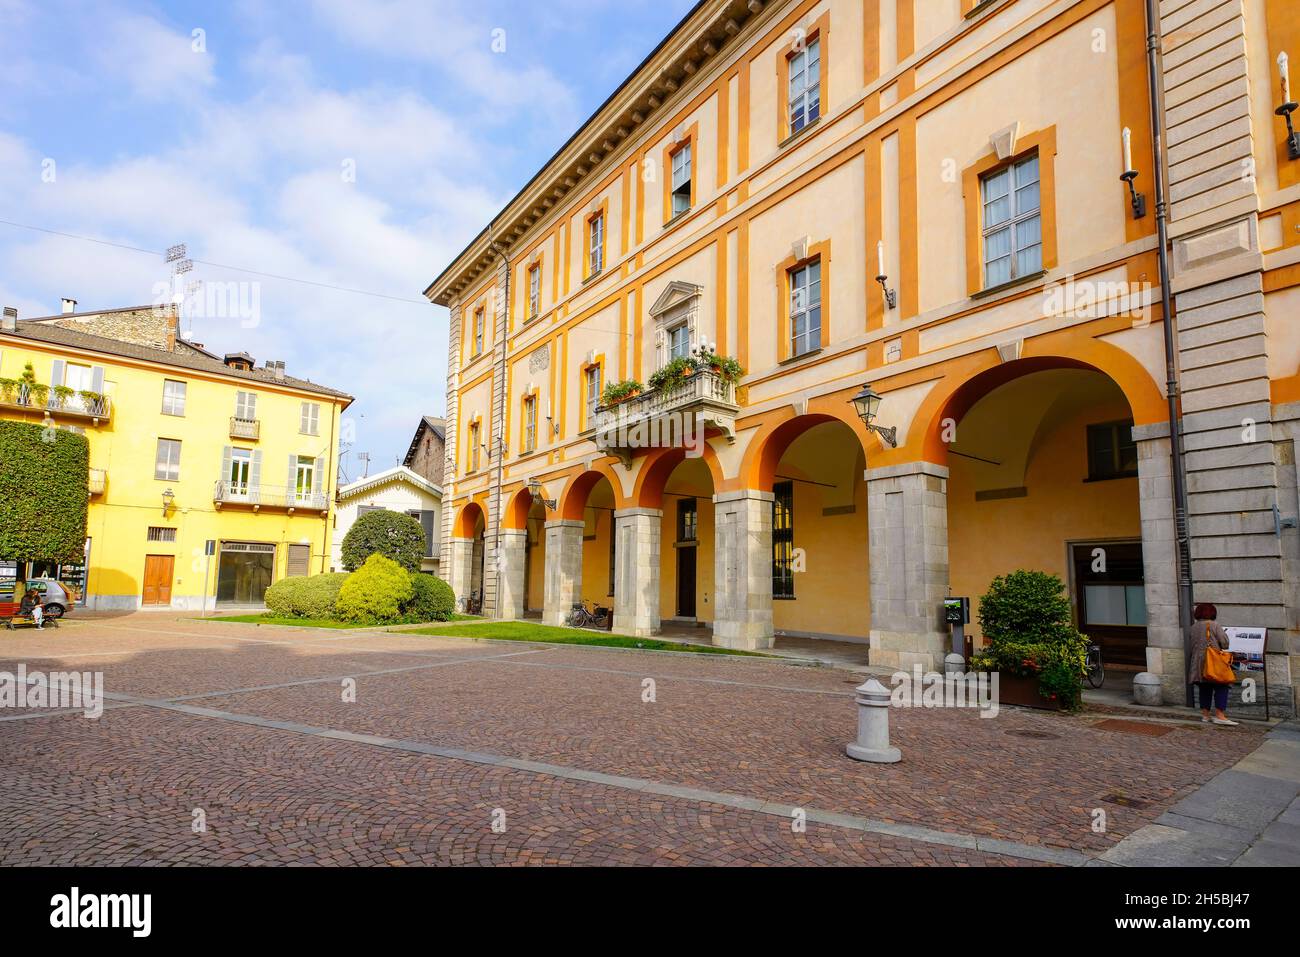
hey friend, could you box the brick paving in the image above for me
[0,614,1266,866]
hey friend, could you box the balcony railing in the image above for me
[213,481,328,511]
[87,468,107,495]
[592,367,739,466]
[229,416,260,440]
[0,384,113,423]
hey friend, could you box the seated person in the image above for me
[18,587,44,629]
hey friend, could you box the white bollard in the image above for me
[944,653,965,676]
[846,677,902,763]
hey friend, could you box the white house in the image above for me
[332,465,442,575]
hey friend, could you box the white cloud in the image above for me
[97,13,216,101]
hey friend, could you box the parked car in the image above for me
[27,579,75,618]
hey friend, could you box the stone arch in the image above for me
[556,462,626,521]
[631,442,726,508]
[502,485,534,531]
[740,395,880,492]
[452,500,486,539]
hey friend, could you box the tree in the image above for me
[0,421,89,562]
[340,509,426,572]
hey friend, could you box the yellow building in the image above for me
[0,304,351,611]
[430,0,1299,711]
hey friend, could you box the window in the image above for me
[788,37,821,136]
[294,455,316,502]
[473,307,485,356]
[228,448,252,494]
[677,498,698,543]
[469,421,481,472]
[670,142,692,218]
[1083,584,1148,627]
[1087,420,1138,481]
[789,259,822,357]
[588,211,605,277]
[162,379,186,416]
[300,402,320,435]
[146,527,177,543]
[584,365,603,425]
[668,323,690,361]
[981,154,1042,288]
[235,390,257,421]
[528,264,541,318]
[772,481,795,599]
[155,439,181,482]
[523,396,537,453]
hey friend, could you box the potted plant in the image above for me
[600,380,644,407]
[0,377,18,403]
[52,384,74,409]
[692,346,746,385]
[968,570,1089,711]
[79,390,105,413]
[647,355,696,392]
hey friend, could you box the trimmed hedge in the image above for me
[335,554,414,624]
[0,420,89,562]
[400,573,455,624]
[264,573,349,619]
[341,509,426,572]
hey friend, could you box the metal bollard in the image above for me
[845,677,902,763]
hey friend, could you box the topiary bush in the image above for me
[399,573,456,624]
[340,509,426,572]
[264,573,348,619]
[335,554,414,624]
[971,570,1089,709]
[0,421,89,562]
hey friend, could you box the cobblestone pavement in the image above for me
[0,615,1267,866]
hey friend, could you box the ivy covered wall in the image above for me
[0,420,89,562]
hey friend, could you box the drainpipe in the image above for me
[1144,0,1196,706]
[490,233,511,618]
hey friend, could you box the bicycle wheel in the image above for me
[1086,648,1104,689]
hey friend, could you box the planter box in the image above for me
[996,672,1068,711]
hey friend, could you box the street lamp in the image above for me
[850,383,897,448]
[161,488,175,516]
[527,478,556,511]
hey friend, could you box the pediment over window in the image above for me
[648,281,703,319]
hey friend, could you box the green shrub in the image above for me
[340,509,426,572]
[264,573,348,619]
[0,421,89,562]
[971,570,1089,710]
[399,573,456,624]
[335,554,414,624]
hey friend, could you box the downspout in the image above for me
[1144,0,1196,705]
[490,233,511,618]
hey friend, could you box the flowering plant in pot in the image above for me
[647,356,696,392]
[600,380,643,407]
[691,346,746,385]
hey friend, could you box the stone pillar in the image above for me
[614,508,661,637]
[447,537,476,610]
[712,490,773,650]
[867,462,949,671]
[496,528,528,620]
[1134,424,1187,704]
[543,520,584,627]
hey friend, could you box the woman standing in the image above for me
[1187,603,1237,726]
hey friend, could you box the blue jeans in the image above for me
[1198,682,1229,712]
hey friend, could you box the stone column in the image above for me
[1133,424,1187,704]
[614,508,662,637]
[543,520,584,627]
[447,537,476,610]
[867,462,949,671]
[712,490,773,650]
[495,528,528,620]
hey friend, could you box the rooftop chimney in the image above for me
[2,306,16,332]
[60,298,77,314]
[272,360,286,381]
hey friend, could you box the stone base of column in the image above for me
[496,529,527,621]
[713,490,774,651]
[867,462,949,672]
[447,537,476,610]
[614,508,661,638]
[543,520,584,628]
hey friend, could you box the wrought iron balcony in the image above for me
[87,468,107,495]
[229,416,260,440]
[213,481,328,511]
[592,367,739,466]
[0,384,112,424]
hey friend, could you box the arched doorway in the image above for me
[449,501,486,612]
[545,469,620,626]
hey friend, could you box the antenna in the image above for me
[358,452,371,478]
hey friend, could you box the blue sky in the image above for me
[0,0,697,479]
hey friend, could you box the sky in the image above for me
[0,0,697,480]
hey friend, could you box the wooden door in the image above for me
[142,555,174,606]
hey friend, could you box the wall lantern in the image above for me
[1277,52,1300,161]
[1119,127,1147,220]
[849,383,897,448]
[161,488,175,516]
[875,241,898,310]
[527,478,556,511]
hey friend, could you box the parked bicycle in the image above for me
[1084,641,1104,689]
[457,590,482,616]
[566,600,611,630]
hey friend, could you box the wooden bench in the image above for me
[0,601,58,630]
